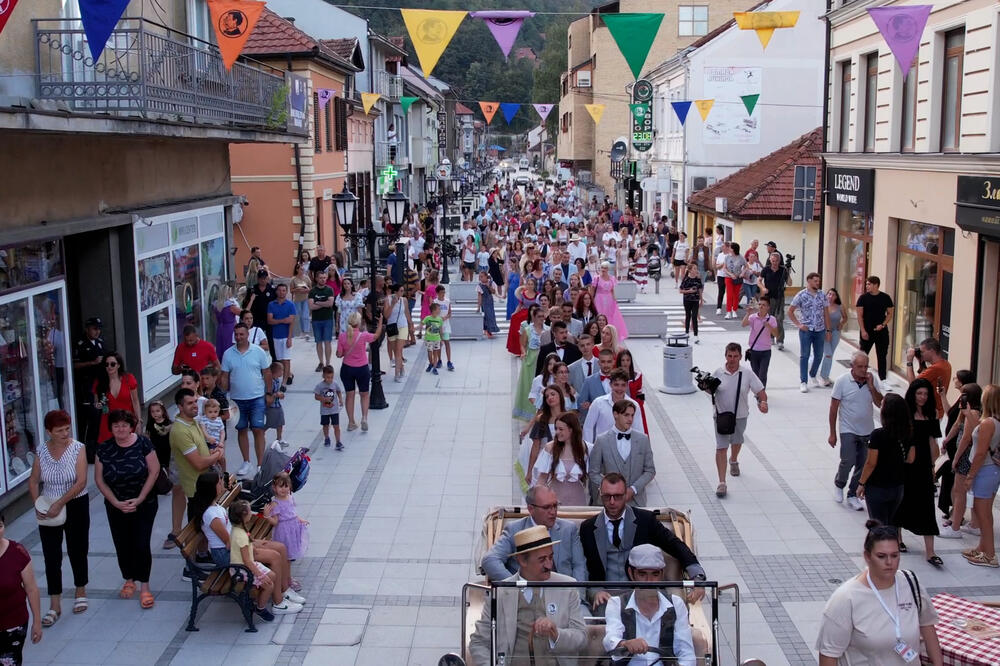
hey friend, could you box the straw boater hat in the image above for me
[513,525,560,555]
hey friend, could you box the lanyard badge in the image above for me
[866,572,917,663]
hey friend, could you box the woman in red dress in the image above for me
[93,351,142,443]
[616,349,648,435]
[505,277,540,357]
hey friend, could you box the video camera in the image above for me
[691,367,721,395]
[784,253,796,273]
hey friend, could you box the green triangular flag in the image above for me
[601,13,664,80]
[400,96,418,114]
[740,94,760,116]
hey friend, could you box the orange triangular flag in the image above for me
[479,101,499,124]
[207,0,267,71]
[362,93,381,115]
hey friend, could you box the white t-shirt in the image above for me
[202,504,231,550]
[433,297,451,333]
[831,373,883,436]
[673,241,689,262]
[476,250,490,268]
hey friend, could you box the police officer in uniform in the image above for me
[72,316,106,461]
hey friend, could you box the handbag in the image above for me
[715,371,741,435]
[745,317,770,361]
[154,467,173,495]
[385,298,401,338]
[34,496,67,527]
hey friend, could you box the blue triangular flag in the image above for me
[671,101,692,126]
[500,102,520,125]
[79,0,131,61]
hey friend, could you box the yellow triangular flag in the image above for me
[401,9,467,79]
[362,93,381,115]
[585,104,605,125]
[694,99,714,121]
[733,11,799,50]
[755,28,775,49]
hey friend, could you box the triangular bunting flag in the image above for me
[469,10,535,60]
[400,96,419,114]
[532,104,554,122]
[361,93,381,115]
[601,13,665,80]
[733,11,799,49]
[0,0,21,39]
[479,102,499,124]
[671,101,692,125]
[500,103,520,125]
[207,0,267,70]
[694,99,714,122]
[317,88,335,110]
[401,9,466,79]
[740,94,759,116]
[585,104,605,125]
[868,5,932,79]
[79,0,131,61]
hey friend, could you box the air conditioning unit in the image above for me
[576,70,592,88]
[691,176,716,192]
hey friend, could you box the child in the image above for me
[433,285,454,371]
[197,399,227,472]
[477,270,500,339]
[228,500,302,621]
[314,365,344,449]
[263,472,309,561]
[422,302,444,375]
[199,367,230,424]
[476,246,490,276]
[147,401,181,550]
[266,361,287,447]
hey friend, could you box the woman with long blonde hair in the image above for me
[962,384,1000,567]
[336,311,383,432]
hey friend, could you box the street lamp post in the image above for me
[426,176,450,284]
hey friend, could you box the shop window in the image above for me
[863,53,878,152]
[0,240,64,295]
[1,300,37,488]
[893,220,954,369]
[33,290,70,414]
[835,209,873,344]
[940,28,964,152]
[900,59,917,151]
[839,61,852,152]
[678,6,708,36]
[173,245,202,343]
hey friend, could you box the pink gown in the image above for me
[593,275,629,339]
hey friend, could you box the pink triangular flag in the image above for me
[469,10,535,59]
[868,6,932,78]
[533,104,554,122]
[317,88,335,110]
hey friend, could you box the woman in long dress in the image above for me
[505,277,539,356]
[214,283,241,357]
[525,385,565,486]
[617,349,648,435]
[505,259,521,320]
[513,305,547,421]
[893,378,942,566]
[592,262,629,339]
[534,411,590,506]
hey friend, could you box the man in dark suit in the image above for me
[536,321,582,375]
[580,474,706,611]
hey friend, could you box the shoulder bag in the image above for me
[745,317,770,362]
[336,330,363,361]
[385,298,402,338]
[716,372,741,435]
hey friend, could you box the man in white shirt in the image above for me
[584,369,641,442]
[603,544,697,666]
[568,235,588,263]
[588,400,655,506]
[828,351,883,511]
[709,343,767,498]
[569,335,597,395]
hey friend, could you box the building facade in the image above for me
[821,0,1000,383]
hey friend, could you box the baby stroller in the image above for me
[241,445,311,511]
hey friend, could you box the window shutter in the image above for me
[335,98,349,151]
[313,92,322,153]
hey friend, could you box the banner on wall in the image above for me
[401,9,466,79]
[867,5,932,78]
[469,10,535,59]
[79,0,131,60]
[479,101,499,124]
[733,10,799,49]
[702,66,761,145]
[207,0,267,70]
[0,0,21,39]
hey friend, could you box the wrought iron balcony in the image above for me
[33,17,303,134]
[374,70,402,101]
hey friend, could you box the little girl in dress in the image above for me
[264,473,309,561]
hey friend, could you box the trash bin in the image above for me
[660,334,695,394]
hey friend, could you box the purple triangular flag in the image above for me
[868,5,932,78]
[317,88,335,110]
[469,10,536,59]
[671,101,692,126]
[79,0,131,61]
[500,103,520,125]
[533,104,553,122]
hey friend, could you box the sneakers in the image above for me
[693,336,700,344]
[276,440,290,450]
[965,551,1000,568]
[777,342,784,351]
[361,421,368,432]
[961,524,982,536]
[347,422,358,431]
[833,486,844,503]
[284,589,306,604]
[271,600,303,615]
[425,364,433,373]
[323,437,331,448]
[394,375,404,383]
[716,308,722,315]
[846,497,864,511]
[432,368,439,375]
[181,567,192,583]
[254,606,275,622]
[810,376,821,388]
[435,360,442,369]
[315,363,323,372]
[938,527,963,539]
[236,461,254,478]
[820,377,834,387]
[447,362,455,371]
[800,383,809,393]
[335,441,344,451]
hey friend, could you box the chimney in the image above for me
[283,16,295,24]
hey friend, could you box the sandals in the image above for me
[729,460,741,477]
[140,591,155,609]
[119,581,136,599]
[927,555,944,568]
[162,537,176,550]
[40,609,60,627]
[716,483,727,498]
[72,597,88,614]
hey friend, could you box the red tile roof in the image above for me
[242,9,355,70]
[324,37,357,60]
[687,127,823,220]
[455,103,475,115]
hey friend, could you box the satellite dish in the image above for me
[610,140,627,163]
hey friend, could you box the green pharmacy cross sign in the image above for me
[378,165,398,195]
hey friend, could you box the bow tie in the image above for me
[617,432,631,440]
[600,375,609,381]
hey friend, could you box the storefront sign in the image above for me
[826,167,874,213]
[956,175,1000,240]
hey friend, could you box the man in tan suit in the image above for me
[469,525,589,665]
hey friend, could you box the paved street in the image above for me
[10,280,1000,666]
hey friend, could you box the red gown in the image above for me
[93,373,139,442]
[628,372,649,435]
[506,292,538,356]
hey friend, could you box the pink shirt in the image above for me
[337,330,374,367]
[747,314,777,351]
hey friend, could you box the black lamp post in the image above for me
[426,176,449,284]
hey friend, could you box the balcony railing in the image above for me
[33,17,303,134]
[374,70,402,101]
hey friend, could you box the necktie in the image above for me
[617,432,631,440]
[611,519,622,548]
[586,361,593,375]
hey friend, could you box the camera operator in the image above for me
[905,337,952,419]
[757,249,792,351]
[705,343,768,498]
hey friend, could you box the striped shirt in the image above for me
[38,439,87,500]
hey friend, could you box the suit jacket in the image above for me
[579,507,700,584]
[468,572,589,666]
[568,357,598,397]
[582,393,641,443]
[535,341,583,375]
[577,373,609,422]
[481,517,588,583]
[588,430,656,506]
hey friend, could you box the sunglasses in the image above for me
[105,361,118,367]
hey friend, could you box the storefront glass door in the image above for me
[835,209,872,345]
[1,299,35,491]
[893,220,954,369]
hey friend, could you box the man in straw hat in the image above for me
[602,544,697,665]
[469,525,588,666]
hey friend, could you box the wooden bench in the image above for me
[169,482,275,633]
